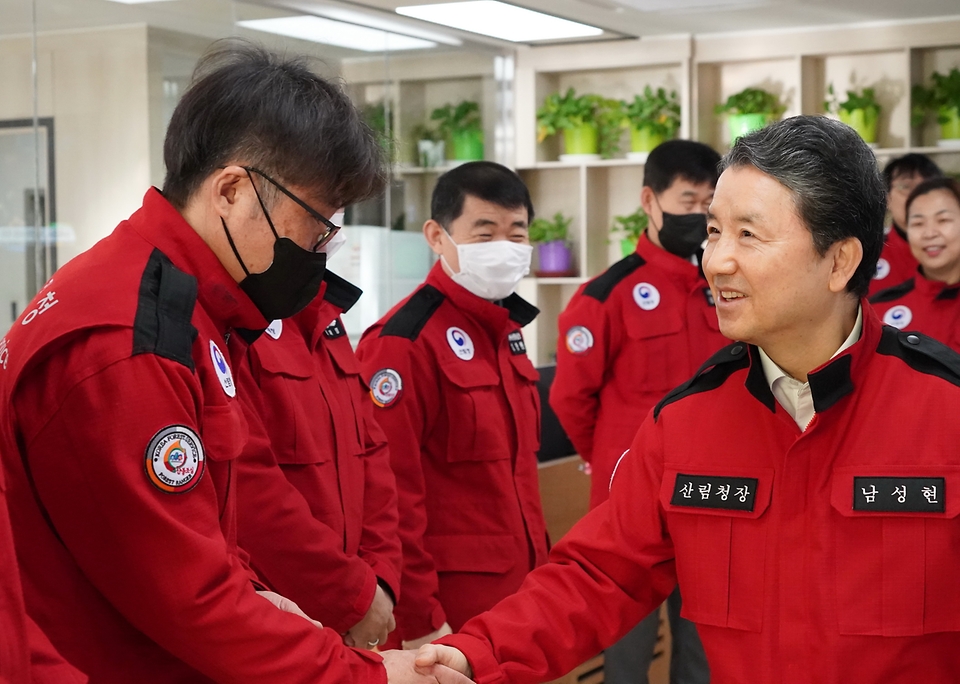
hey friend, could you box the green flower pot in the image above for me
[839,107,879,144]
[620,237,639,257]
[563,123,599,155]
[451,129,484,161]
[727,113,769,145]
[629,126,664,153]
[940,106,960,141]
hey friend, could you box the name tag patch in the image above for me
[853,477,945,512]
[671,473,758,511]
[508,330,526,355]
[324,318,346,340]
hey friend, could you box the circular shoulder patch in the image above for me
[446,326,475,361]
[874,258,891,281]
[883,305,912,330]
[145,426,205,493]
[633,282,661,311]
[209,340,236,397]
[565,326,594,355]
[370,368,403,408]
[264,319,283,340]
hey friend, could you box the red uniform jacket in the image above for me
[0,482,86,684]
[356,263,549,641]
[550,235,727,509]
[0,189,384,683]
[868,225,918,296]
[236,274,401,634]
[441,307,960,684]
[869,274,960,351]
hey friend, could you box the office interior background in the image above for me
[3,0,960,356]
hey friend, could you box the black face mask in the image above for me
[657,212,708,260]
[222,219,326,320]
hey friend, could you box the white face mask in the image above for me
[319,211,347,260]
[441,232,533,301]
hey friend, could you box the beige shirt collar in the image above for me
[758,306,863,431]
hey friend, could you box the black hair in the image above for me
[643,140,722,193]
[162,39,385,210]
[723,115,886,299]
[882,153,943,191]
[905,177,960,219]
[431,161,535,229]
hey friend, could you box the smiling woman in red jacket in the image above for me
[871,177,960,350]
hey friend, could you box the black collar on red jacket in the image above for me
[322,270,362,314]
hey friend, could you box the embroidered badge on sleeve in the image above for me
[145,425,206,493]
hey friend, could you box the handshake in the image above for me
[382,643,473,684]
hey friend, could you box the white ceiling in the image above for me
[1,0,958,57]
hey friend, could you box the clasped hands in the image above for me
[382,643,473,684]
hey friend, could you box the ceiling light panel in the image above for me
[286,4,462,45]
[238,16,437,51]
[396,1,604,42]
[609,0,771,11]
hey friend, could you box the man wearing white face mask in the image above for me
[234,210,403,654]
[357,162,549,651]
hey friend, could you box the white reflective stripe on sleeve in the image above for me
[609,449,631,492]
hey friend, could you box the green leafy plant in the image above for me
[410,122,442,142]
[611,207,648,241]
[912,68,960,126]
[537,88,624,158]
[361,100,397,158]
[529,211,572,244]
[430,101,482,137]
[714,87,785,117]
[824,84,880,116]
[621,86,681,139]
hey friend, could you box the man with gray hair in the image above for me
[406,115,960,683]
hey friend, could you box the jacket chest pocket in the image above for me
[255,341,332,466]
[830,465,960,637]
[660,466,774,633]
[324,337,366,458]
[438,360,510,462]
[201,402,247,517]
[623,309,685,396]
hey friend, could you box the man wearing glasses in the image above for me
[869,153,943,295]
[0,40,468,684]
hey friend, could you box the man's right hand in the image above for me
[415,644,473,680]
[382,648,473,684]
[402,622,452,650]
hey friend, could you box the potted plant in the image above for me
[611,207,649,257]
[431,100,484,161]
[529,212,574,275]
[913,67,960,147]
[537,88,623,160]
[714,87,785,145]
[411,123,445,168]
[361,100,397,161]
[824,84,881,144]
[621,86,681,158]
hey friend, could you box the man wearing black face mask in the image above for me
[551,140,724,684]
[0,40,472,684]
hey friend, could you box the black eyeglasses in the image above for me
[244,166,341,252]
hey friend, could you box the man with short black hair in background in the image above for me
[357,161,549,651]
[551,140,724,684]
